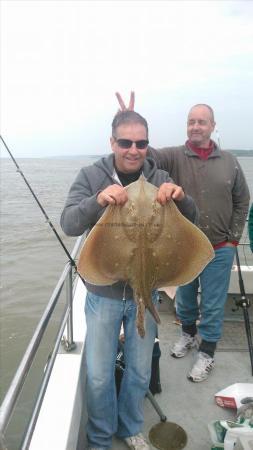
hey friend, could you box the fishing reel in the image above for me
[232,294,251,312]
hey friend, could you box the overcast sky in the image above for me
[1,0,253,157]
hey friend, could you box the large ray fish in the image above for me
[77,176,214,337]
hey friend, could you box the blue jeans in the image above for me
[85,291,158,449]
[176,247,235,342]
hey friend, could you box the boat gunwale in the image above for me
[0,235,85,444]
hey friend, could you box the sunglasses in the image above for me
[114,138,149,150]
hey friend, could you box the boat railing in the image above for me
[0,235,85,449]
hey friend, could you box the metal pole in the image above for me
[146,391,167,422]
[62,267,76,351]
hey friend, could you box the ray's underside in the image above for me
[78,177,214,337]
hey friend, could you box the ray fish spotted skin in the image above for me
[78,176,214,337]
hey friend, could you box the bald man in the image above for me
[117,94,250,382]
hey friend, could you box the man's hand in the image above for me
[156,183,185,206]
[97,185,128,207]
[115,91,135,111]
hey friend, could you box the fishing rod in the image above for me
[214,127,253,372]
[0,135,81,275]
[214,128,253,373]
[234,247,253,375]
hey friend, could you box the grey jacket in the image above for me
[61,154,198,299]
[148,143,250,246]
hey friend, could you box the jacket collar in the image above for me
[184,141,221,159]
